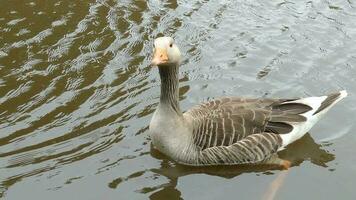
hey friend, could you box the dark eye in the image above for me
[169,43,173,48]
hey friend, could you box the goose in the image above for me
[149,36,347,169]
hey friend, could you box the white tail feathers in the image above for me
[279,90,347,148]
[339,90,348,98]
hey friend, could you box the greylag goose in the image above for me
[149,36,347,168]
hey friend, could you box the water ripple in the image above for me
[0,0,356,199]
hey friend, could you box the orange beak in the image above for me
[151,48,169,66]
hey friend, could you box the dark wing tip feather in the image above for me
[265,121,293,134]
[313,92,342,115]
[269,114,306,123]
[265,100,312,135]
[272,102,312,114]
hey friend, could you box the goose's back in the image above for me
[182,97,312,165]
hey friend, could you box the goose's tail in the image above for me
[313,90,347,116]
[279,90,347,148]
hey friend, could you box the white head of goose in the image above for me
[149,36,347,169]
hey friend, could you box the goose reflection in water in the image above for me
[146,133,334,200]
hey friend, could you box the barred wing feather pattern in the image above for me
[196,132,283,165]
[184,97,312,165]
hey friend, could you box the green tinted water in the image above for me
[1,0,356,199]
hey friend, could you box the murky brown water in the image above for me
[1,0,356,199]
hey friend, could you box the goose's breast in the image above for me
[149,116,196,162]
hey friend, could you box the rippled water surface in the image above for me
[1,0,356,199]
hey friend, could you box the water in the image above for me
[1,0,356,199]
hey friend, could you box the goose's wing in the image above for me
[184,97,312,164]
[184,97,312,150]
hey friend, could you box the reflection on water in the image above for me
[0,0,356,199]
[146,134,334,199]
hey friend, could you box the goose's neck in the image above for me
[158,64,181,115]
